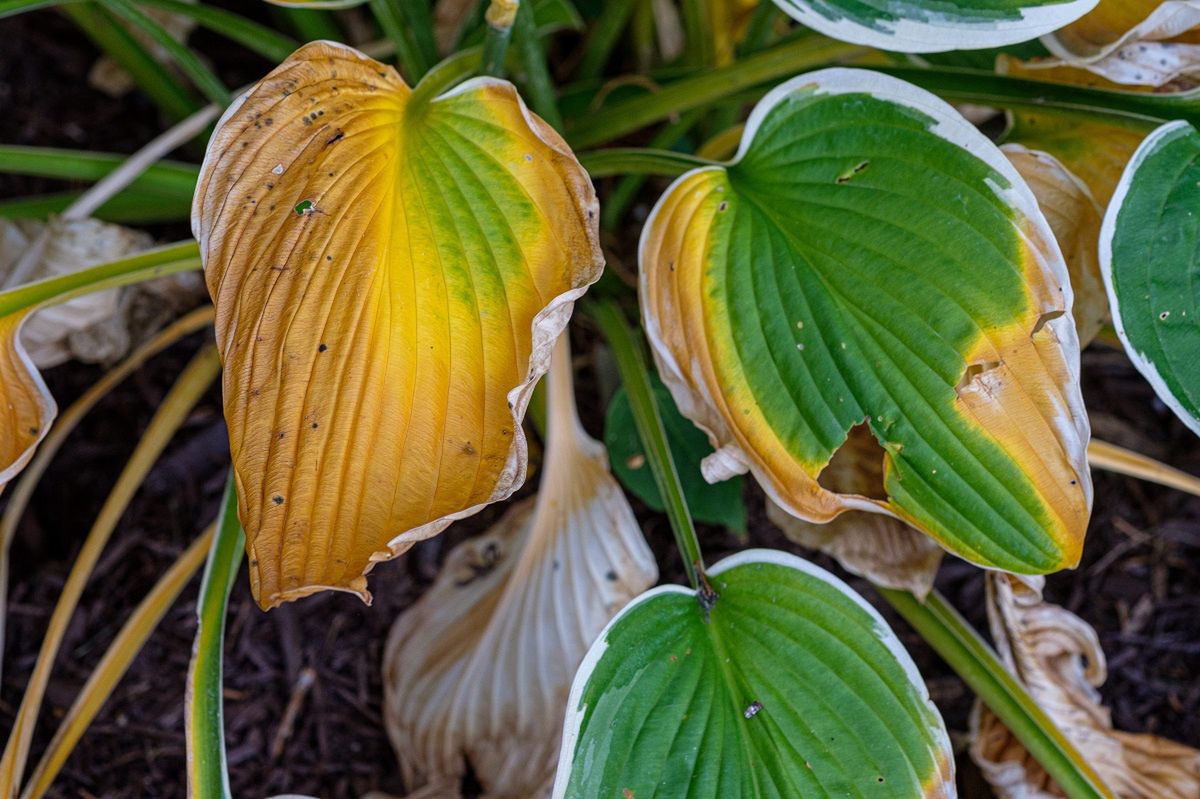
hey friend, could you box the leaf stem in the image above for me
[481,0,518,77]
[185,475,244,799]
[879,588,1112,799]
[578,147,716,178]
[512,0,561,129]
[589,299,709,596]
[369,0,427,82]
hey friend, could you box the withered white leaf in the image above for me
[971,573,1200,798]
[380,335,657,799]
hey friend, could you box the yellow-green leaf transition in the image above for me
[192,42,602,609]
[641,69,1092,575]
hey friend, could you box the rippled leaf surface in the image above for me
[553,550,955,798]
[768,0,1097,52]
[1100,120,1200,436]
[641,69,1091,574]
[192,42,602,608]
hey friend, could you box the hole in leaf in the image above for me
[817,422,887,500]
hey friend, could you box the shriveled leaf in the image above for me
[971,573,1200,798]
[767,0,1097,53]
[1002,145,1108,347]
[1041,0,1200,87]
[765,425,942,597]
[381,336,656,799]
[641,68,1091,576]
[1100,120,1200,436]
[553,549,955,798]
[604,376,746,532]
[192,42,602,608]
[998,57,1147,205]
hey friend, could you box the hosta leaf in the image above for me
[382,336,657,798]
[191,42,602,609]
[1100,120,1200,436]
[0,240,201,494]
[553,549,955,798]
[641,68,1091,575]
[768,0,1098,53]
[1002,144,1108,347]
[605,376,746,532]
[1041,0,1200,87]
[764,424,943,598]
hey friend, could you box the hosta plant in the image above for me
[1,1,1199,797]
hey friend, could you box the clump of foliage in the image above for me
[1,1,1200,797]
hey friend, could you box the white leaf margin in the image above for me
[769,0,1098,54]
[1098,118,1200,437]
[550,547,955,798]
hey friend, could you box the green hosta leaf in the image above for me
[641,68,1092,575]
[605,378,746,532]
[1100,120,1200,436]
[553,549,955,798]
[769,0,1097,52]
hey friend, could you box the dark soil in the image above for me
[1,8,1198,798]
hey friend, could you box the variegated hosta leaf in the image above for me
[765,424,943,598]
[381,336,657,799]
[0,309,52,492]
[553,549,955,798]
[998,56,1147,205]
[192,42,602,609]
[1040,0,1200,87]
[264,0,367,9]
[641,68,1091,576]
[1002,145,1109,347]
[767,0,1098,53]
[971,573,1200,798]
[1100,120,1200,436]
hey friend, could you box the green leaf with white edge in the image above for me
[769,0,1098,53]
[605,377,746,533]
[1100,119,1200,437]
[553,549,955,798]
[641,68,1092,577]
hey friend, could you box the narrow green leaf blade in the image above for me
[553,549,954,798]
[770,0,1098,52]
[1100,119,1200,437]
[185,475,243,799]
[605,379,746,532]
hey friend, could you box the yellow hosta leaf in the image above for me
[1041,0,1200,87]
[971,573,1200,798]
[0,311,51,491]
[1002,145,1108,347]
[192,42,602,609]
[381,336,656,798]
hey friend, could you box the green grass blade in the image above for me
[271,5,341,41]
[513,0,561,129]
[0,0,64,17]
[104,0,231,106]
[62,2,200,121]
[880,588,1112,799]
[576,0,637,79]
[185,475,243,799]
[133,0,299,63]
[369,0,427,81]
[0,190,191,223]
[0,145,198,197]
